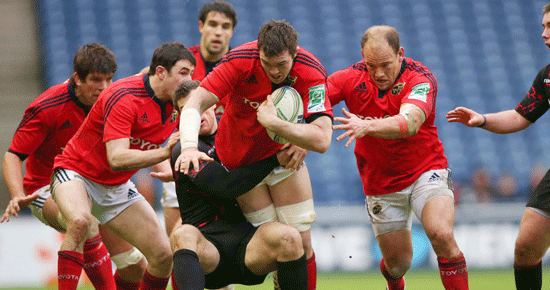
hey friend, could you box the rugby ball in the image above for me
[266,86,304,144]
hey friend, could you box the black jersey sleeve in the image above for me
[515,64,550,123]
[190,154,279,199]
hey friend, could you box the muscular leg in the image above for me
[421,195,468,290]
[106,200,172,280]
[514,208,550,290]
[100,225,147,284]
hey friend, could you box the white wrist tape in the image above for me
[179,108,201,150]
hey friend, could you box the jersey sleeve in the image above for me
[328,69,348,106]
[9,105,52,158]
[201,56,246,101]
[515,65,550,123]
[401,76,436,118]
[103,95,135,142]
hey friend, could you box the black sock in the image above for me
[173,249,205,290]
[276,254,308,290]
[514,262,542,290]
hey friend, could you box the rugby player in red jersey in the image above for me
[329,26,468,290]
[1,43,149,289]
[447,3,550,289]
[50,42,195,290]
[176,20,333,290]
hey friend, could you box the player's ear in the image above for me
[73,72,82,85]
[155,66,166,80]
[398,47,405,62]
[198,21,204,31]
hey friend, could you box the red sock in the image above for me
[307,252,317,290]
[115,270,140,290]
[58,251,84,290]
[170,271,180,290]
[438,252,469,290]
[380,258,405,290]
[139,270,169,290]
[83,235,116,289]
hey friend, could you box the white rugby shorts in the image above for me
[256,162,305,187]
[29,185,54,227]
[51,168,144,224]
[161,181,179,208]
[365,168,454,236]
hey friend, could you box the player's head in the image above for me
[542,2,550,49]
[198,1,237,60]
[360,25,405,91]
[148,42,196,100]
[173,80,217,135]
[257,20,298,84]
[70,43,117,107]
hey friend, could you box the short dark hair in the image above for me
[199,1,237,28]
[361,25,400,54]
[172,80,201,113]
[72,43,117,82]
[148,42,196,76]
[257,20,298,57]
[543,2,550,14]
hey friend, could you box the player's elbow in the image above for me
[108,157,127,172]
[313,134,332,153]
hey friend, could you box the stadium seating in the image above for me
[35,0,550,205]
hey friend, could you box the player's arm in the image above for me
[149,160,174,182]
[1,152,39,222]
[257,95,332,153]
[106,132,180,171]
[176,86,218,173]
[333,103,425,146]
[446,107,531,133]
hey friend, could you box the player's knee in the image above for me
[276,225,304,259]
[68,213,94,237]
[111,247,146,270]
[275,199,316,232]
[386,261,410,279]
[426,226,455,248]
[170,224,200,252]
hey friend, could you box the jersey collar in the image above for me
[143,73,172,124]
[67,81,91,115]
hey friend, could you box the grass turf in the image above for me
[0,268,517,289]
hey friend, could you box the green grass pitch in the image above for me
[0,268,518,289]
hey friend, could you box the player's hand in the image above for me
[257,94,278,129]
[150,171,174,182]
[446,107,484,127]
[175,147,213,175]
[165,132,180,150]
[333,108,368,147]
[277,143,308,171]
[1,194,40,223]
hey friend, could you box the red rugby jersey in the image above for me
[54,73,179,185]
[9,80,88,195]
[328,58,448,196]
[189,44,228,116]
[201,40,333,169]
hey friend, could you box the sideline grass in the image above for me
[0,268,517,289]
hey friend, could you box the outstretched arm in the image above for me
[1,152,39,222]
[446,107,531,134]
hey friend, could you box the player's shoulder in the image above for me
[189,44,201,54]
[29,80,72,109]
[224,41,259,60]
[102,73,147,98]
[294,46,326,76]
[402,57,436,82]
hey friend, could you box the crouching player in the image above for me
[169,80,308,290]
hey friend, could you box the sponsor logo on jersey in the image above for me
[544,79,550,86]
[356,114,392,120]
[243,74,258,84]
[391,82,405,95]
[243,97,261,110]
[129,137,164,150]
[170,109,178,123]
[138,112,150,123]
[307,84,326,113]
[428,172,444,183]
[353,82,369,94]
[372,203,382,215]
[408,83,429,102]
[59,119,72,130]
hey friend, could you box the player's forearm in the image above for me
[2,152,27,198]
[108,148,170,171]
[481,110,531,134]
[266,117,332,153]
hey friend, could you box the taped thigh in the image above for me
[243,204,278,227]
[275,199,316,232]
[110,247,145,269]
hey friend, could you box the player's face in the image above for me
[199,105,217,136]
[542,12,550,50]
[74,71,114,106]
[199,11,234,59]
[362,41,404,91]
[259,50,296,84]
[164,59,194,99]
